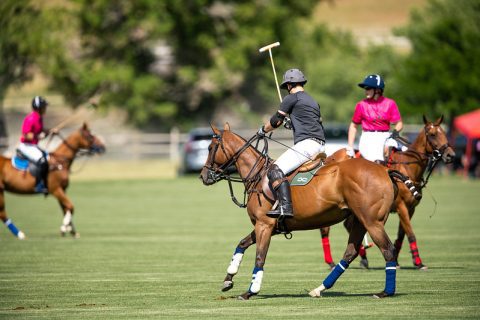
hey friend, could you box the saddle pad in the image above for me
[290,167,321,186]
[12,156,29,171]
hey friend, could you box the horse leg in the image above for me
[320,227,336,269]
[238,222,274,300]
[51,188,79,238]
[222,230,256,292]
[0,193,26,239]
[397,203,426,269]
[365,223,397,298]
[344,215,369,269]
[310,217,365,297]
[394,223,406,267]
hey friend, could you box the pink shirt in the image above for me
[20,111,43,144]
[351,96,401,131]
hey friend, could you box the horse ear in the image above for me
[82,122,89,130]
[436,115,444,125]
[423,115,428,125]
[224,122,231,131]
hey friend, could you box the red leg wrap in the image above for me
[322,237,334,264]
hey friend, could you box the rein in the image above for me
[388,126,451,189]
[205,134,271,208]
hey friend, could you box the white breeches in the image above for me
[17,143,46,162]
[359,132,394,162]
[274,138,325,175]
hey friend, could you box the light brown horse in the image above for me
[201,123,399,300]
[0,123,105,239]
[319,115,455,270]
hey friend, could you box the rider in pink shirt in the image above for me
[17,96,50,193]
[347,74,403,163]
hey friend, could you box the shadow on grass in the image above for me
[217,291,407,300]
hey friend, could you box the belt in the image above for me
[363,130,389,132]
[309,137,325,144]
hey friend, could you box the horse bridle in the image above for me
[204,132,270,207]
[53,129,103,156]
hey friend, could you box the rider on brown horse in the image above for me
[257,68,326,219]
[16,96,54,194]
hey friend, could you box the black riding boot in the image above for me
[35,157,49,194]
[267,165,293,219]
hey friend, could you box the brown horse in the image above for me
[201,123,399,300]
[319,115,455,270]
[0,123,105,239]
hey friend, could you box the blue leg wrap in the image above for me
[234,246,246,254]
[323,259,349,289]
[5,219,20,237]
[384,261,397,295]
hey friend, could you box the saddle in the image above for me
[262,152,327,200]
[12,150,50,194]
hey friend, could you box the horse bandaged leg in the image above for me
[310,259,349,297]
[5,219,26,240]
[248,267,264,294]
[408,237,425,269]
[60,211,73,233]
[373,261,397,298]
[227,247,245,275]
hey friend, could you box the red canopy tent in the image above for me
[453,109,480,176]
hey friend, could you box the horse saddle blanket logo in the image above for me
[290,166,321,186]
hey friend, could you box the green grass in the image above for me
[1,175,479,319]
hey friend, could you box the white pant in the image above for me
[359,132,396,162]
[275,138,325,175]
[17,143,46,162]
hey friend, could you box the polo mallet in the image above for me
[50,99,98,132]
[259,42,282,103]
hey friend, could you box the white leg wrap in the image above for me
[17,231,26,240]
[309,284,326,297]
[249,270,264,294]
[62,211,72,226]
[227,253,244,275]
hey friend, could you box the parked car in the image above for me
[180,128,213,174]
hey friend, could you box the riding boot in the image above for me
[35,157,49,194]
[266,165,293,219]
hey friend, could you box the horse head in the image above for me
[200,123,235,185]
[422,115,455,163]
[76,122,106,155]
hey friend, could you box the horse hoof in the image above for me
[308,284,326,298]
[359,258,369,269]
[237,292,255,300]
[222,281,234,292]
[72,232,80,239]
[17,231,26,240]
[373,291,393,299]
[416,264,428,271]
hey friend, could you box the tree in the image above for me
[45,0,321,131]
[393,0,480,121]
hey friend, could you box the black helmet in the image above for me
[358,74,385,90]
[32,96,48,110]
[280,68,307,89]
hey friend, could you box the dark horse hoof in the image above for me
[237,291,256,300]
[373,291,394,299]
[415,263,428,270]
[221,281,234,292]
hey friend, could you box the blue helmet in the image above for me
[32,96,48,110]
[358,74,385,90]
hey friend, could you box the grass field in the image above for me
[1,174,479,319]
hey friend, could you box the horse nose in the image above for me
[444,150,455,163]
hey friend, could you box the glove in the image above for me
[391,129,399,139]
[257,125,266,137]
[346,146,355,158]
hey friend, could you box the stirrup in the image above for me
[267,206,294,219]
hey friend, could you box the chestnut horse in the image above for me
[319,115,455,270]
[201,123,399,300]
[0,123,105,239]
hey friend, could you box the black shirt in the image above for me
[279,91,325,144]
